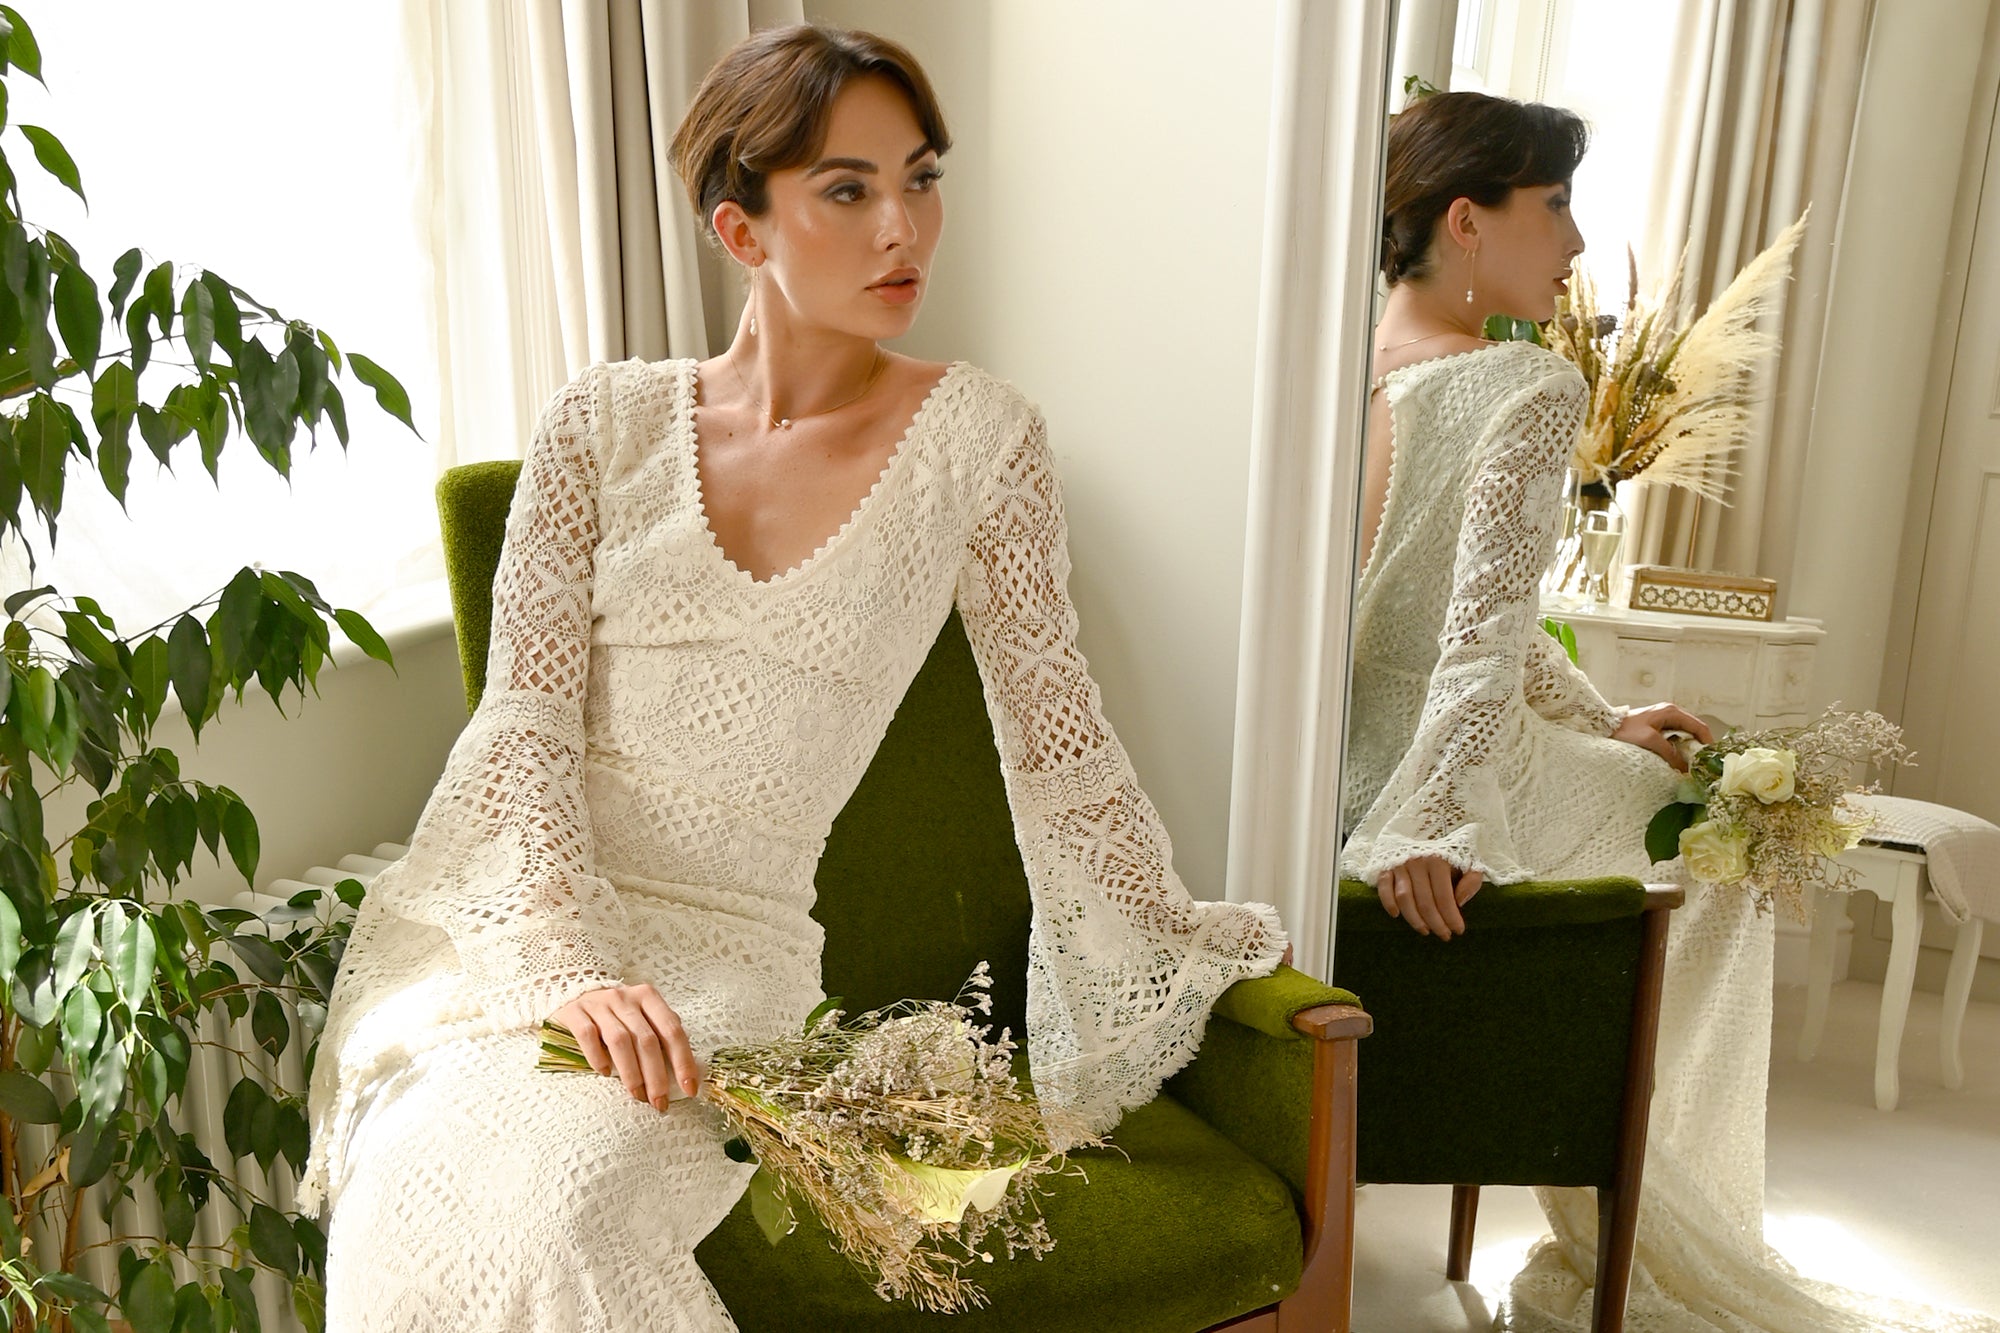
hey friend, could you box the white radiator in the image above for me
[17,843,406,1332]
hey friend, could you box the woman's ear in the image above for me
[712,200,763,269]
[1441,197,1480,252]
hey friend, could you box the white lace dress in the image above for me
[1339,342,1996,1333]
[300,358,1286,1332]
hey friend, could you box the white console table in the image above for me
[1539,599,1826,730]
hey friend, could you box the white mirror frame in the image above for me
[1224,0,1399,981]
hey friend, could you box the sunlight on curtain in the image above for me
[6,1,445,639]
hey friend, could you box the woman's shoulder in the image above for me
[1384,338,1579,392]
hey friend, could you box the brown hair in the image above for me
[1381,91,1588,284]
[669,23,951,241]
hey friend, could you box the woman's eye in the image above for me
[827,182,865,204]
[909,166,945,193]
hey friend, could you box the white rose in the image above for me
[1716,747,1797,804]
[1679,819,1752,885]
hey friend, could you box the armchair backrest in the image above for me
[435,463,1036,1036]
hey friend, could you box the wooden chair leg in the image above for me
[1592,898,1673,1333]
[1274,1006,1369,1333]
[1446,1185,1479,1281]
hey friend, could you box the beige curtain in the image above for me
[1624,0,1877,604]
[409,0,803,469]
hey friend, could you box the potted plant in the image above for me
[0,9,416,1329]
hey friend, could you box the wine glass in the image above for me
[1579,510,1624,605]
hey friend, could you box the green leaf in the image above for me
[129,634,170,729]
[251,988,289,1058]
[225,934,284,986]
[104,903,156,1007]
[168,614,211,728]
[747,1165,797,1245]
[72,1308,113,1333]
[222,1077,264,1159]
[91,368,138,506]
[143,262,176,340]
[108,248,144,319]
[332,608,393,667]
[122,1259,175,1333]
[173,1281,214,1333]
[124,298,153,379]
[181,278,216,371]
[35,1270,108,1304]
[18,125,82,202]
[248,1202,298,1277]
[3,583,52,616]
[291,1277,326,1333]
[219,1267,261,1333]
[221,798,259,884]
[0,892,18,975]
[52,262,102,374]
[0,1068,61,1123]
[802,995,845,1032]
[13,950,58,1026]
[346,352,415,431]
[60,978,104,1065]
[158,1180,195,1249]
[1645,801,1701,865]
[60,608,119,671]
[78,1032,127,1124]
[52,901,99,999]
[1,5,43,84]
[17,393,72,531]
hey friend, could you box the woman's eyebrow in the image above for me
[804,145,934,178]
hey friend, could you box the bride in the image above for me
[302,23,1285,1331]
[1340,89,1996,1333]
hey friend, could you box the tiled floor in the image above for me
[1349,979,2000,1330]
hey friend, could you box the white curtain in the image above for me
[408,0,803,470]
[1623,0,1877,600]
[1226,0,1398,981]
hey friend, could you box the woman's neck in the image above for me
[725,309,885,424]
[1376,281,1486,348]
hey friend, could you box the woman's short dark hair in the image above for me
[669,23,950,241]
[1381,91,1588,284]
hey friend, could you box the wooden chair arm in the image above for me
[1290,1002,1373,1042]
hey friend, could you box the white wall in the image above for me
[810,0,1279,896]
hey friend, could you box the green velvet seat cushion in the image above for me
[1330,878,1643,1188]
[435,460,524,715]
[694,1093,1303,1332]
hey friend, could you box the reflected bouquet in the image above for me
[537,963,1097,1312]
[1647,707,1911,917]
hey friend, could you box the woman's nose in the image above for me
[878,197,917,248]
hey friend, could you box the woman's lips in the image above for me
[869,278,921,306]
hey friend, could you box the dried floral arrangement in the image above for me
[1545,212,1809,499]
[538,963,1098,1312]
[1646,707,1912,919]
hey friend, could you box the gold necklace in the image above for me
[1374,329,1473,354]
[729,349,887,431]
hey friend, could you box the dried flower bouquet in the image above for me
[537,963,1098,1312]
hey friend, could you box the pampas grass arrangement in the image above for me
[1546,211,1810,500]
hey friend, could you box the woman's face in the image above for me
[1466,182,1586,322]
[746,76,945,341]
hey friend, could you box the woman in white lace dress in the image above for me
[301,25,1286,1331]
[1340,90,1995,1333]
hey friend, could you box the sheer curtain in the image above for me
[1621,0,1877,590]
[2,0,444,636]
[408,0,802,471]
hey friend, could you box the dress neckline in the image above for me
[680,358,966,589]
[1372,338,1546,393]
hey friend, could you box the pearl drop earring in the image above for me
[1466,249,1478,305]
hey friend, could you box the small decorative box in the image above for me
[1625,566,1778,622]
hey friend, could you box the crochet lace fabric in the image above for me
[302,358,1283,1330]
[1339,342,1996,1332]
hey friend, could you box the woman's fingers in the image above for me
[1378,872,1401,920]
[1428,860,1467,935]
[566,1008,613,1078]
[610,996,676,1110]
[1456,868,1485,906]
[1391,866,1428,935]
[594,1003,650,1104]
[1407,861,1453,938]
[637,988,702,1099]
[1655,704,1714,745]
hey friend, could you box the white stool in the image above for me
[1797,844,1986,1111]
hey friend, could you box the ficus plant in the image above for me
[0,9,417,1331]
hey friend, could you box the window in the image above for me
[7,1,445,638]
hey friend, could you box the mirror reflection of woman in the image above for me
[301,25,1287,1330]
[1341,92,1992,1332]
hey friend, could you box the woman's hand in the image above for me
[1612,703,1714,772]
[549,983,702,1111]
[1377,856,1484,940]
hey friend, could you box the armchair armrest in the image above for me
[1168,967,1369,1197]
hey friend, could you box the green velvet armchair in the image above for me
[1329,877,1681,1333]
[438,461,1372,1333]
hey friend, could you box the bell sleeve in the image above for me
[362,366,629,1030]
[1338,366,1589,886]
[955,406,1287,1138]
[1524,625,1621,735]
